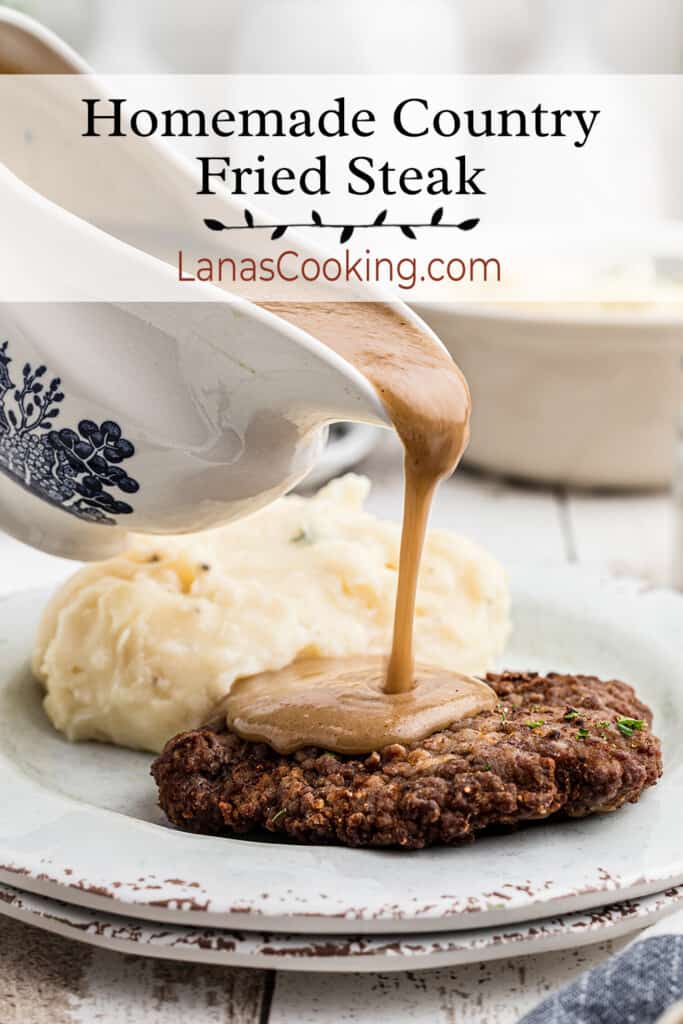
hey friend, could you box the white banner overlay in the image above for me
[1,74,682,303]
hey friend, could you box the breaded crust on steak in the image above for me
[151,672,663,849]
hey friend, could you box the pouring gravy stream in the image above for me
[225,302,497,754]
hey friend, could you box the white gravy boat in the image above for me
[0,9,442,560]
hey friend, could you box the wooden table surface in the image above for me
[0,435,677,1024]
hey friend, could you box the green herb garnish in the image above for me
[526,720,545,730]
[484,761,492,771]
[616,717,645,738]
[271,809,286,824]
[577,727,589,739]
[564,709,580,721]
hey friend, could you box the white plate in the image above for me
[0,880,680,973]
[0,566,681,935]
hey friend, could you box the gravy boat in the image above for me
[0,8,443,560]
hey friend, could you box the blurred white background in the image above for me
[1,0,682,73]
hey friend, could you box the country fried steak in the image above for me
[151,672,662,849]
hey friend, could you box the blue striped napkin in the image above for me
[520,909,683,1024]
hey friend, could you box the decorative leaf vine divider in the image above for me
[204,207,479,243]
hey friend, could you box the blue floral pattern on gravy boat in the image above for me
[0,340,139,525]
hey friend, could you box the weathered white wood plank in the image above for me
[268,938,630,1024]
[358,435,568,564]
[0,917,268,1024]
[566,490,673,585]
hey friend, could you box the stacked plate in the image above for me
[0,566,682,972]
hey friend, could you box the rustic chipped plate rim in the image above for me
[0,566,681,935]
[0,879,680,973]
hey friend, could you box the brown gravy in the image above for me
[226,656,496,755]
[224,301,497,753]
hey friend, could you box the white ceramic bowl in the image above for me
[414,302,683,490]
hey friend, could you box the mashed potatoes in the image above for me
[33,475,510,753]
